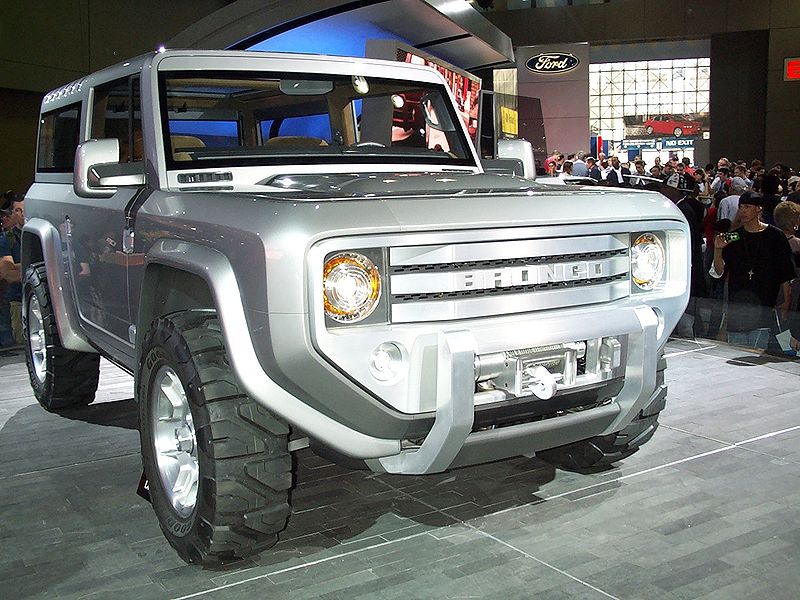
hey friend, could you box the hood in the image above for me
[259,172,560,200]
[145,171,687,253]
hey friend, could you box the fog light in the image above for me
[369,342,405,382]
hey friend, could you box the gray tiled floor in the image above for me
[0,339,799,599]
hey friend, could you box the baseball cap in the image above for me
[738,191,764,206]
[729,177,749,194]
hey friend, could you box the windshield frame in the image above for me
[157,69,476,172]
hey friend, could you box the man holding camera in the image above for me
[711,192,796,349]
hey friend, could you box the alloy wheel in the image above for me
[151,365,199,518]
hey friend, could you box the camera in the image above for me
[723,231,741,242]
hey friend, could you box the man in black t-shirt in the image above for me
[711,192,796,349]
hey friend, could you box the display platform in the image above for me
[1,338,799,599]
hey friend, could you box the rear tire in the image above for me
[673,127,683,137]
[537,355,667,472]
[138,310,292,566]
[23,263,100,411]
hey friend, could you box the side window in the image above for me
[36,102,81,172]
[91,75,142,163]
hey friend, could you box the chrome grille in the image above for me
[389,248,627,274]
[392,273,628,302]
[388,235,630,323]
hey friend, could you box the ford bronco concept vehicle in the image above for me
[22,50,690,565]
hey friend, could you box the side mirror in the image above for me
[73,139,145,198]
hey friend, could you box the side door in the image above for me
[65,74,143,355]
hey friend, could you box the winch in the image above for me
[473,337,624,405]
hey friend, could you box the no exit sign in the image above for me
[786,58,800,81]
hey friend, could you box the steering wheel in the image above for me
[347,141,386,149]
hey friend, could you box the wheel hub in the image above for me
[151,365,199,518]
[27,295,47,384]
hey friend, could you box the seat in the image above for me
[171,134,205,161]
[119,133,144,163]
[264,136,328,148]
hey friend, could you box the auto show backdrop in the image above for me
[515,43,589,160]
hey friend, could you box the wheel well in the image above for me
[21,230,44,267]
[137,264,214,340]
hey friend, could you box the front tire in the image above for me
[138,310,292,565]
[645,125,654,135]
[537,355,667,471]
[23,263,100,411]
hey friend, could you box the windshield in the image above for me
[158,71,474,169]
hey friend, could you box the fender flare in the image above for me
[21,218,95,353]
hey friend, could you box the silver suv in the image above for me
[21,50,690,565]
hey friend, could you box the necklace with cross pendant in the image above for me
[747,269,754,280]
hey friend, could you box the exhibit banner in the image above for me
[516,43,589,159]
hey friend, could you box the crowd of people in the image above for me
[545,149,800,354]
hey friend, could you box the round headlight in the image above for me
[323,252,381,323]
[631,233,665,291]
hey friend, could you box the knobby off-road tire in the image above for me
[22,263,100,411]
[138,310,292,566]
[537,355,668,472]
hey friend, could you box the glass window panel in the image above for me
[599,72,611,94]
[588,56,710,140]
[623,77,636,93]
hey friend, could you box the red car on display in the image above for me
[643,114,702,137]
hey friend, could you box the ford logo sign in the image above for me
[526,53,580,74]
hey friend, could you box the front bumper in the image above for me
[252,300,662,475]
[365,304,659,474]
